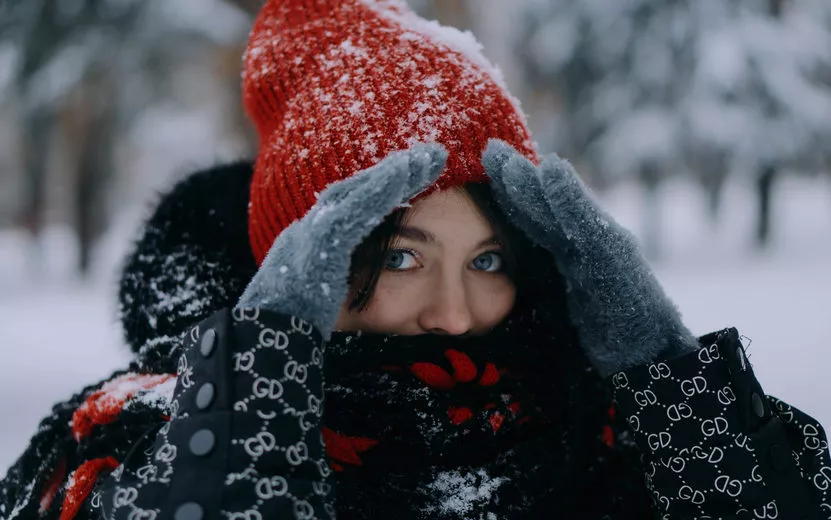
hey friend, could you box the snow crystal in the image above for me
[363,140,379,158]
[136,252,218,325]
[125,377,177,412]
[422,75,442,89]
[347,100,364,116]
[95,374,174,405]
[6,478,36,519]
[422,468,507,516]
[339,38,369,59]
[320,283,331,297]
[137,334,181,360]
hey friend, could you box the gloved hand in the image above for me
[237,143,448,339]
[482,139,699,377]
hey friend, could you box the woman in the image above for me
[2,0,829,519]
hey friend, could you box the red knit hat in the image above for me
[243,0,538,265]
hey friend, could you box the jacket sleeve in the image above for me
[611,328,831,519]
[99,308,335,520]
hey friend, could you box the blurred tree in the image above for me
[1,0,146,274]
[516,0,697,258]
[0,0,254,276]
[684,0,831,246]
[2,0,145,273]
[516,0,831,253]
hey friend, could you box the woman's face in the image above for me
[334,188,516,336]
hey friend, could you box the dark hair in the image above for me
[346,183,532,311]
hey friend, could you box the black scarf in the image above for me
[320,304,644,519]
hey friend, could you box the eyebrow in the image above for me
[395,226,502,249]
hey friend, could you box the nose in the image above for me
[417,274,474,336]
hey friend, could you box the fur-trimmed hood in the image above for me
[118,162,258,354]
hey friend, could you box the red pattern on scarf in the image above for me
[322,427,378,472]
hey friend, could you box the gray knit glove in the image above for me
[482,139,699,377]
[237,143,448,339]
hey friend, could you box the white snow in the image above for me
[1,172,829,482]
[127,377,177,412]
[423,468,506,516]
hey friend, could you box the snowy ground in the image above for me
[1,173,829,474]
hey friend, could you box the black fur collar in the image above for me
[118,162,258,353]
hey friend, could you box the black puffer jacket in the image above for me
[1,163,828,520]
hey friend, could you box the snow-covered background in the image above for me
[1,172,829,473]
[1,0,830,478]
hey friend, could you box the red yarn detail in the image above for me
[489,412,505,433]
[602,425,615,448]
[483,402,496,410]
[447,406,474,425]
[507,402,522,415]
[607,403,617,420]
[410,362,455,391]
[72,374,174,442]
[444,349,477,383]
[322,427,378,469]
[60,457,119,520]
[477,362,500,386]
[39,457,67,515]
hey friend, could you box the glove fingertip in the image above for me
[484,140,539,184]
[481,139,517,179]
[540,153,580,182]
[400,143,448,198]
[412,142,448,175]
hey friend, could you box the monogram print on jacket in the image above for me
[105,309,333,520]
[224,309,333,520]
[613,332,831,519]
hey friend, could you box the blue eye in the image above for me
[471,251,504,272]
[384,249,419,270]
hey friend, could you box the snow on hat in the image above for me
[243,0,539,264]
